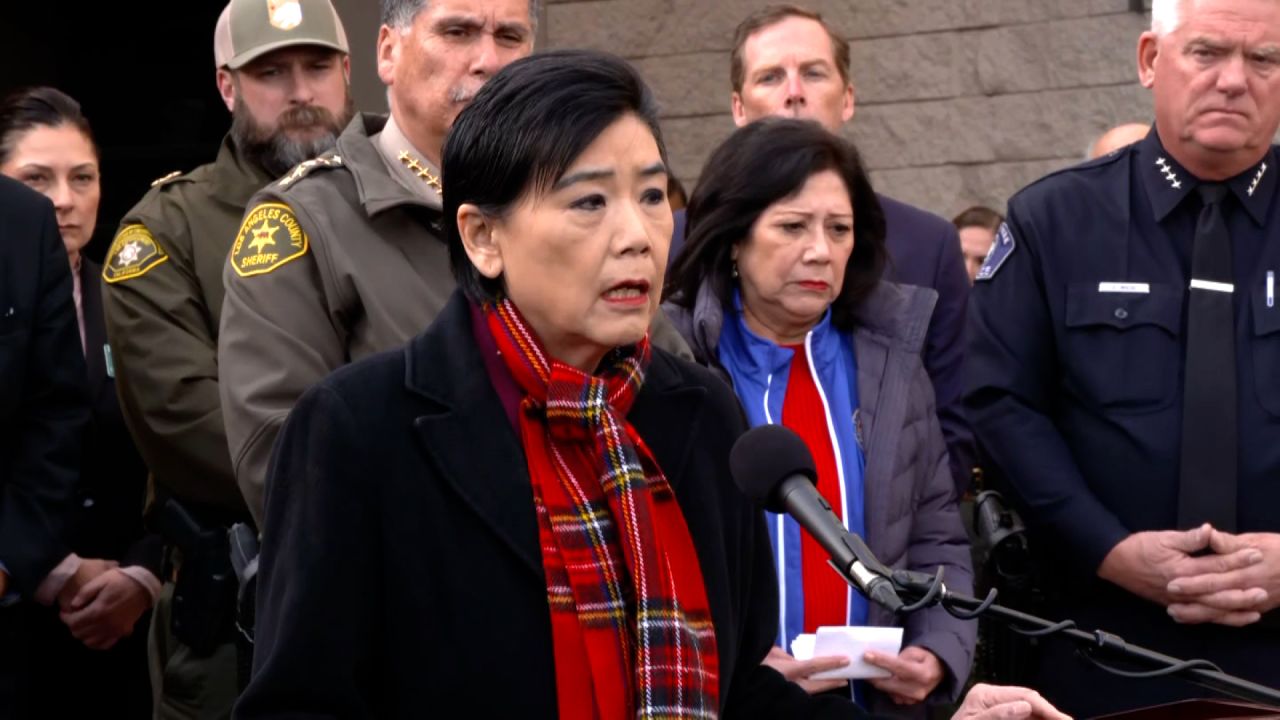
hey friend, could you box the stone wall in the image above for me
[544,0,1154,219]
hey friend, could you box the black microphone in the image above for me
[730,424,904,613]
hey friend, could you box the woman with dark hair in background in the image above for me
[664,119,975,717]
[239,49,1064,720]
[0,86,156,716]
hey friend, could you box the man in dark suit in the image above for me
[669,3,974,495]
[0,174,89,714]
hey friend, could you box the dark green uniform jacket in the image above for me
[219,113,455,525]
[102,135,270,524]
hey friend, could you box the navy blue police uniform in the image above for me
[967,128,1280,717]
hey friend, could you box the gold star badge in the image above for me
[248,220,279,254]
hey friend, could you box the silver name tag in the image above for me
[1098,282,1150,294]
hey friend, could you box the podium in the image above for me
[1093,699,1280,719]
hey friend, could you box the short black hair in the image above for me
[442,49,667,303]
[665,118,886,332]
[0,86,97,167]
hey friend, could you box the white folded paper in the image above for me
[790,626,904,680]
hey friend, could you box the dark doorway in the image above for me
[1,0,233,263]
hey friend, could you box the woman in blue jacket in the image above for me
[664,118,975,717]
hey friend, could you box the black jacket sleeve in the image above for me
[236,384,380,718]
[0,179,87,595]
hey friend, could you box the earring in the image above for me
[731,261,739,279]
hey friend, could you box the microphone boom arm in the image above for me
[833,558,1280,707]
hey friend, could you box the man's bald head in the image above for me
[1089,123,1150,159]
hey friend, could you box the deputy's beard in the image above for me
[232,94,355,178]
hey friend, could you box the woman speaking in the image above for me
[236,50,1066,720]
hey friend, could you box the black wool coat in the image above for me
[236,292,864,719]
[0,175,87,595]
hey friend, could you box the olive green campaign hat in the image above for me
[214,0,349,70]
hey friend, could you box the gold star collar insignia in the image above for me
[398,151,443,194]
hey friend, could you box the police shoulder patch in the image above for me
[975,222,1016,282]
[103,224,169,284]
[230,202,310,278]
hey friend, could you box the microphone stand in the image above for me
[834,563,1280,707]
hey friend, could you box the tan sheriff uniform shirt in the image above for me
[218,113,453,525]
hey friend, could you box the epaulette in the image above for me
[1007,143,1134,207]
[276,153,345,190]
[149,170,185,188]
[1030,143,1130,186]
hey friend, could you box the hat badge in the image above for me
[267,0,303,30]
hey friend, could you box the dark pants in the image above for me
[0,600,152,718]
[0,602,36,718]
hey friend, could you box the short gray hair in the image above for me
[1151,0,1183,36]
[380,0,542,32]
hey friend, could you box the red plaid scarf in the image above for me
[485,299,720,720]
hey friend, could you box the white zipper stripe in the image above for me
[763,372,775,425]
[803,332,852,623]
[775,512,786,646]
[763,373,786,643]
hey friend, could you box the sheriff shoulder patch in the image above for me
[230,203,309,278]
[103,225,169,284]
